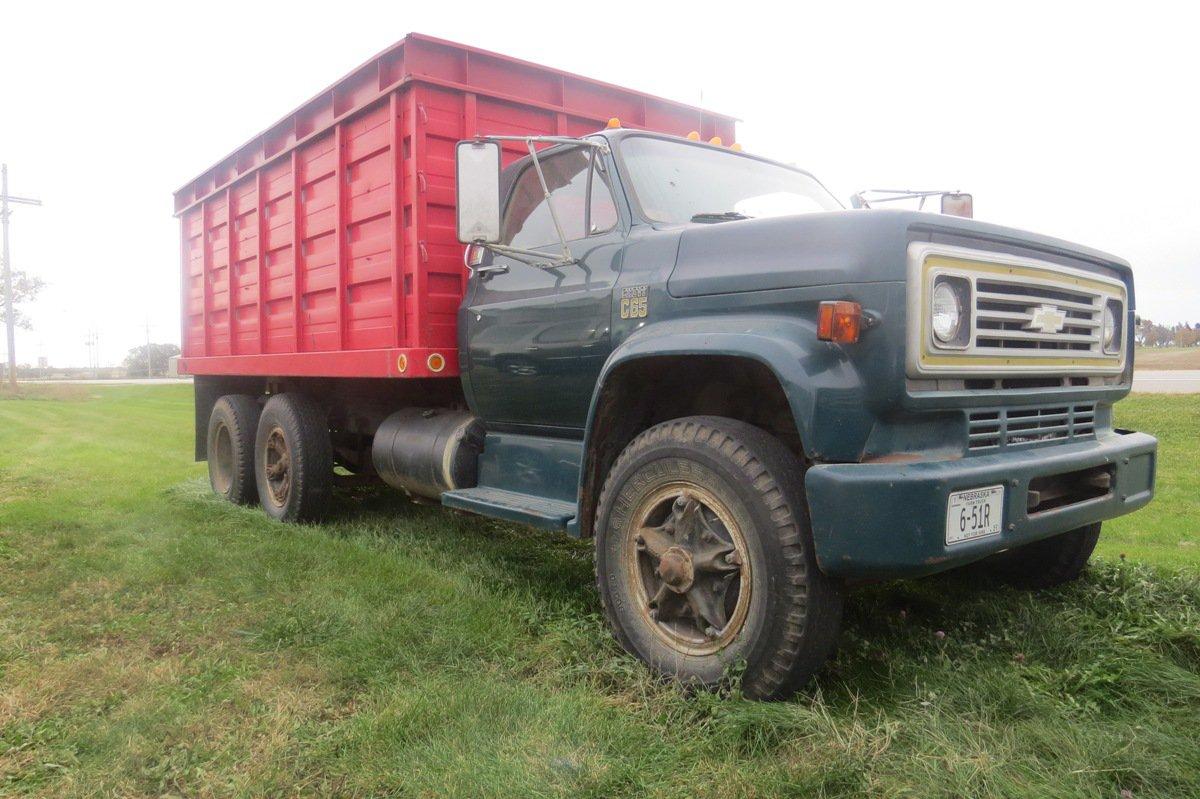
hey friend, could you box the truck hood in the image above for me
[666,208,1134,301]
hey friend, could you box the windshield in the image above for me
[619,136,841,224]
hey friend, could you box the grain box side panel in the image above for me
[181,208,205,357]
[205,193,231,356]
[343,98,400,351]
[262,156,299,354]
[296,130,338,352]
[229,177,262,354]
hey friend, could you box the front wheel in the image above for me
[974,523,1101,589]
[593,416,843,700]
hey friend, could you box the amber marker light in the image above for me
[607,117,621,128]
[686,131,701,140]
[708,136,723,146]
[730,143,743,152]
[816,301,863,343]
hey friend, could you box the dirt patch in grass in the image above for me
[1135,346,1200,369]
[0,383,92,402]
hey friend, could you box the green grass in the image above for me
[1103,395,1200,567]
[0,386,1197,798]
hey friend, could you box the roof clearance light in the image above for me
[816,301,863,344]
[730,143,743,152]
[606,117,621,129]
[686,131,701,141]
[709,136,723,145]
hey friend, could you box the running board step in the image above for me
[441,487,576,530]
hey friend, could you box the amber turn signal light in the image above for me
[817,301,863,343]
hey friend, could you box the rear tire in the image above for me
[207,394,261,505]
[594,416,843,700]
[254,393,333,523]
[976,523,1101,589]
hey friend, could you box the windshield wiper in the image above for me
[690,211,752,224]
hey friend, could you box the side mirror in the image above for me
[941,192,973,219]
[849,191,868,209]
[455,140,502,244]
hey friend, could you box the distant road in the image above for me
[1132,370,1200,394]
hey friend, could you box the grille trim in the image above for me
[973,277,1103,353]
[967,402,1097,452]
[907,242,1128,377]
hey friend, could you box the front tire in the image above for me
[594,416,843,700]
[254,393,333,523]
[207,394,261,505]
[976,523,1101,589]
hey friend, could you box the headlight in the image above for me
[1102,300,1122,353]
[931,279,967,345]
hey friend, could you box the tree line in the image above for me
[1136,317,1200,348]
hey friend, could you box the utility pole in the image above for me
[1,164,43,389]
[145,318,152,378]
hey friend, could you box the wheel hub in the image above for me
[656,546,694,593]
[263,427,291,507]
[631,488,751,654]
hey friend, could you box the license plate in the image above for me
[946,485,1004,545]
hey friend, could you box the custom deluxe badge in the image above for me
[620,285,649,319]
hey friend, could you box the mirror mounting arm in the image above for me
[524,139,576,266]
[478,242,577,270]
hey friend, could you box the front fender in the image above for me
[581,314,878,464]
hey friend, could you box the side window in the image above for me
[501,148,618,249]
[589,165,618,235]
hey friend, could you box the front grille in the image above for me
[908,242,1128,377]
[973,278,1103,353]
[967,402,1096,452]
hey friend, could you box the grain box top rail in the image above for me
[173,33,739,215]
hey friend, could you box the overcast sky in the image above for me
[1,1,1196,367]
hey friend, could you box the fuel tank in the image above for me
[371,409,485,500]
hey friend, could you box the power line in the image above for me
[1,164,43,389]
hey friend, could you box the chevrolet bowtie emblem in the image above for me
[1026,304,1067,334]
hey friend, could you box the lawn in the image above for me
[1,385,1197,798]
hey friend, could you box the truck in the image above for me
[175,34,1157,700]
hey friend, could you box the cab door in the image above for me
[462,146,623,431]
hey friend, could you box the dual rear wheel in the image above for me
[207,393,332,523]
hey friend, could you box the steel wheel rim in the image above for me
[263,426,291,508]
[211,421,234,494]
[625,481,752,656]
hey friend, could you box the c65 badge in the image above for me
[620,285,649,320]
